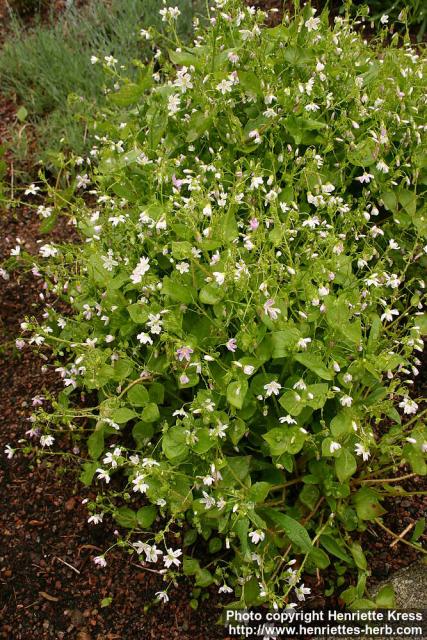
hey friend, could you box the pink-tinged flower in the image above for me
[93,555,107,568]
[263,298,281,320]
[226,338,237,352]
[249,218,259,231]
[179,374,190,385]
[172,174,184,191]
[32,395,44,407]
[176,346,193,362]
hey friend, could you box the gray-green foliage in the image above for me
[0,0,204,176]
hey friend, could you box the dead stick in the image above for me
[375,519,427,555]
[389,522,415,548]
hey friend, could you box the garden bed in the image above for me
[1,1,426,638]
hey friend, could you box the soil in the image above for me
[0,2,426,639]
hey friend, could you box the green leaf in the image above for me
[136,505,157,528]
[162,276,194,303]
[127,303,150,324]
[169,48,201,67]
[278,389,303,416]
[271,329,300,357]
[162,425,189,461]
[263,509,312,553]
[347,138,379,166]
[111,407,137,424]
[263,426,306,456]
[127,383,149,406]
[335,448,357,483]
[299,484,320,510]
[412,517,425,542]
[226,380,248,410]
[88,427,104,459]
[309,547,330,569]
[294,353,333,380]
[375,585,396,609]
[319,535,352,563]
[199,284,224,305]
[140,402,160,423]
[132,421,154,448]
[353,487,386,520]
[114,506,137,528]
[350,542,367,570]
[228,418,247,445]
[109,82,146,106]
[16,106,28,122]
[183,557,200,576]
[330,410,356,439]
[80,461,98,486]
[248,482,271,503]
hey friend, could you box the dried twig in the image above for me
[54,556,81,574]
[389,522,415,548]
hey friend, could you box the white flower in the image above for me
[297,337,312,350]
[145,545,163,563]
[340,395,353,407]
[380,14,389,24]
[279,415,297,425]
[40,435,55,447]
[213,271,225,285]
[39,244,58,258]
[249,530,265,544]
[132,474,149,494]
[216,78,233,94]
[305,16,320,31]
[96,468,111,483]
[93,555,107,568]
[176,261,190,274]
[160,6,181,22]
[24,183,40,196]
[163,548,182,568]
[130,257,150,284]
[209,421,228,439]
[356,172,374,184]
[376,160,389,173]
[156,591,169,603]
[167,94,181,116]
[250,175,263,190]
[219,584,233,594]
[381,308,399,322]
[355,443,370,461]
[90,55,99,64]
[137,332,153,345]
[263,298,281,320]
[101,250,119,271]
[399,397,418,415]
[200,491,216,510]
[329,441,341,454]
[293,379,306,391]
[4,444,15,459]
[88,512,104,525]
[295,583,311,601]
[264,380,282,397]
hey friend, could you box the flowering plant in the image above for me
[8,0,427,609]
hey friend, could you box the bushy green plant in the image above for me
[8,1,427,609]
